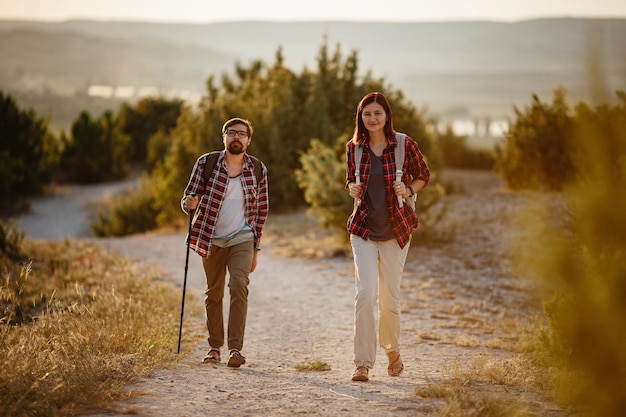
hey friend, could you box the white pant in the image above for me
[350,234,410,368]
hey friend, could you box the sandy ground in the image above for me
[15,170,570,417]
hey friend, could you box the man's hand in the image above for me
[184,195,199,211]
[250,251,258,273]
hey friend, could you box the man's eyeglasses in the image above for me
[225,129,249,139]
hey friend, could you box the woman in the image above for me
[345,92,430,382]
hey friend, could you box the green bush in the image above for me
[495,89,576,190]
[91,175,159,237]
[295,138,353,233]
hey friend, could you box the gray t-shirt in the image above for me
[365,150,395,241]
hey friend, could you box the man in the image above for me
[181,117,269,368]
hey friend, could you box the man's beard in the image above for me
[228,141,244,154]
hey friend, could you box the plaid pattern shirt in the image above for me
[345,133,430,248]
[181,151,269,258]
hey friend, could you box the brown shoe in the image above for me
[387,352,404,377]
[227,349,246,368]
[351,366,369,382]
[202,348,220,364]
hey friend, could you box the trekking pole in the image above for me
[177,208,194,354]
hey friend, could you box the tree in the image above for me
[0,91,58,214]
[59,110,130,183]
[96,40,438,235]
[117,97,184,165]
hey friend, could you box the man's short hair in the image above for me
[222,118,253,137]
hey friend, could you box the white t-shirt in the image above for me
[213,175,249,242]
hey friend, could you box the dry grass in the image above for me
[294,360,332,372]
[0,238,200,417]
[415,355,546,417]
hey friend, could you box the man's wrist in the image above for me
[408,185,415,196]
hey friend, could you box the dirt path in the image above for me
[91,234,436,416]
[16,171,567,417]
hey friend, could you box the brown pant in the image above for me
[201,240,254,351]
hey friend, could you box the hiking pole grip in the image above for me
[177,208,194,354]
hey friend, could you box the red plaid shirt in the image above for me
[182,151,269,258]
[345,133,430,248]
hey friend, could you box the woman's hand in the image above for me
[394,181,409,198]
[348,182,363,199]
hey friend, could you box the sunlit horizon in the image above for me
[2,0,626,24]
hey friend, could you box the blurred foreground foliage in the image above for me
[0,220,189,417]
[501,90,626,416]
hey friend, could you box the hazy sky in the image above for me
[2,0,626,22]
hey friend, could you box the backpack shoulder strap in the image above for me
[248,154,263,185]
[395,132,406,176]
[394,133,407,208]
[354,142,363,185]
[202,151,221,184]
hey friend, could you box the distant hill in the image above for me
[1,18,625,130]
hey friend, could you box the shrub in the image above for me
[91,175,159,237]
[494,89,576,191]
[295,138,353,233]
[436,126,494,170]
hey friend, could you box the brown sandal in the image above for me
[351,366,369,382]
[387,352,404,377]
[202,348,221,364]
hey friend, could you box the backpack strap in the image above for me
[249,155,263,185]
[395,133,406,208]
[354,143,363,185]
[203,151,263,187]
[202,151,221,185]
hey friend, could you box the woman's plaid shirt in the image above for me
[345,133,430,249]
[182,151,269,258]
